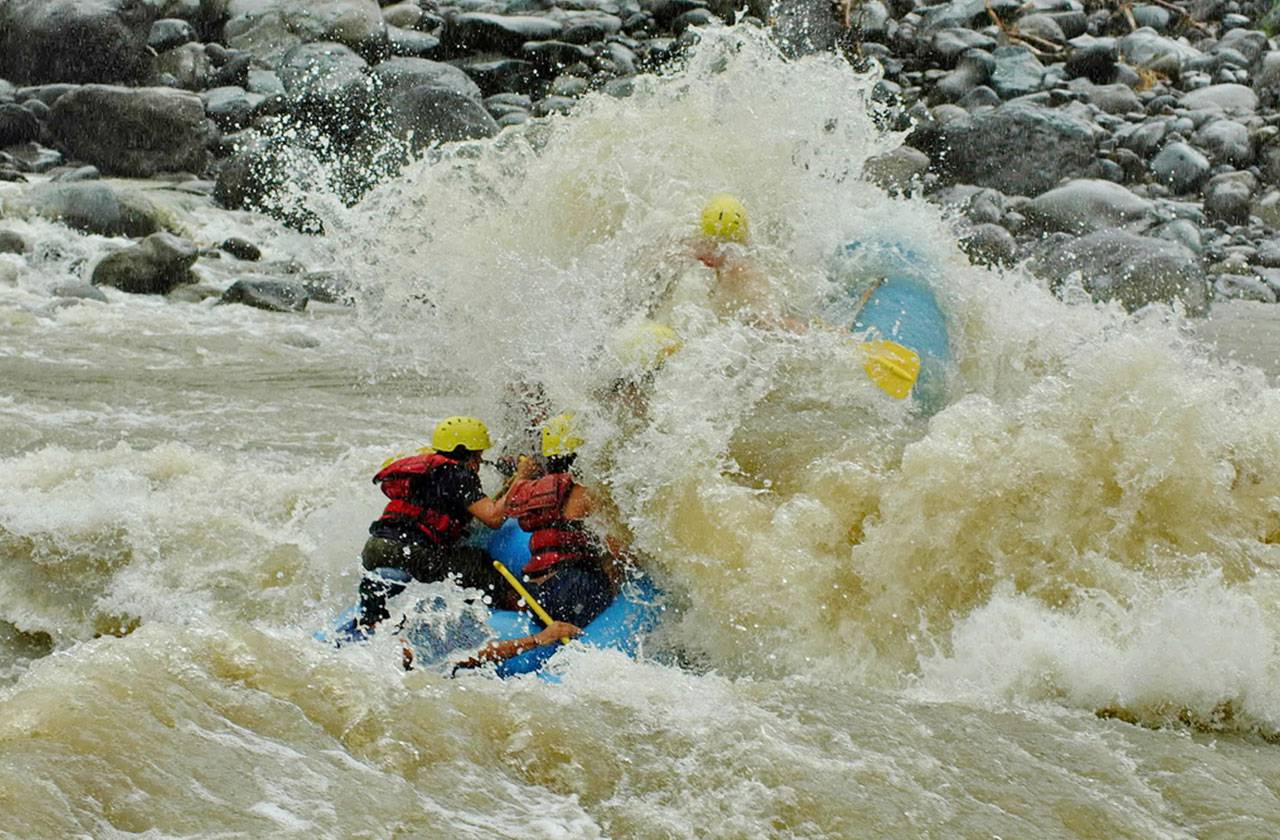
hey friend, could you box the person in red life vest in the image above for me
[358,415,537,632]
[503,413,618,627]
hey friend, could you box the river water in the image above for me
[4,26,1280,839]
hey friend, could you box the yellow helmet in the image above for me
[541,412,584,457]
[431,415,492,453]
[616,320,682,370]
[699,193,749,243]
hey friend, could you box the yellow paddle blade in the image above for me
[860,339,921,400]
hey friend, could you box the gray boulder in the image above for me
[148,17,197,51]
[923,101,1097,195]
[863,146,931,195]
[1181,83,1258,114]
[1072,80,1141,114]
[1214,274,1275,303]
[1030,229,1208,313]
[1203,171,1256,225]
[0,0,157,85]
[959,223,1018,266]
[929,28,996,66]
[932,50,995,104]
[457,58,539,97]
[382,86,500,151]
[382,3,424,29]
[51,86,210,178]
[202,86,261,131]
[4,182,161,237]
[371,57,482,100]
[277,42,373,135]
[1193,119,1252,167]
[0,229,27,254]
[1117,28,1201,78]
[224,0,389,66]
[1149,142,1210,193]
[220,278,309,312]
[0,105,41,147]
[1024,179,1154,234]
[989,46,1044,99]
[387,25,441,58]
[154,42,214,91]
[92,232,198,295]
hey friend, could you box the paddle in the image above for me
[493,560,571,645]
[859,339,921,400]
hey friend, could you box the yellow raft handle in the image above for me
[493,560,570,645]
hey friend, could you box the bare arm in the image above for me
[453,621,581,669]
[469,457,538,527]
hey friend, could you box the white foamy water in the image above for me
[4,23,1280,838]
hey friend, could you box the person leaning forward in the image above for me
[358,415,535,631]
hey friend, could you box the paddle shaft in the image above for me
[492,560,569,645]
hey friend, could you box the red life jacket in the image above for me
[372,453,467,545]
[505,472,593,575]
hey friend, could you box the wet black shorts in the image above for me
[524,565,614,627]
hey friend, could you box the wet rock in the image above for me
[3,144,62,174]
[1214,28,1268,65]
[932,49,995,103]
[149,17,197,51]
[202,86,260,131]
[16,85,80,108]
[1117,119,1168,157]
[1193,119,1252,167]
[212,53,253,89]
[382,85,500,150]
[956,86,1000,110]
[5,183,161,237]
[1203,170,1256,225]
[301,270,354,304]
[959,222,1018,266]
[387,25,441,58]
[155,43,214,90]
[277,42,373,136]
[0,0,157,85]
[51,86,210,178]
[0,229,27,254]
[51,166,102,183]
[562,14,624,44]
[247,69,286,97]
[220,238,261,261]
[1214,273,1275,302]
[457,58,539,97]
[0,104,41,147]
[372,58,482,99]
[522,41,596,72]
[1024,178,1154,233]
[863,146,931,195]
[1181,83,1258,114]
[1015,13,1065,45]
[224,0,389,66]
[1254,190,1280,228]
[220,278,309,312]
[382,2,424,29]
[1065,36,1117,84]
[920,100,1097,195]
[989,46,1044,100]
[1073,80,1141,114]
[1151,218,1203,253]
[1029,229,1208,313]
[53,283,110,303]
[1117,28,1201,78]
[442,13,563,55]
[1130,4,1171,31]
[929,28,996,66]
[92,233,198,295]
[1149,142,1211,193]
[214,138,323,233]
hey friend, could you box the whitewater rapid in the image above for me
[4,23,1280,838]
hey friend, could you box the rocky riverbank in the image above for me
[0,0,1278,313]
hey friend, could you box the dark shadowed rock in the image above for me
[92,233,198,294]
[442,13,563,56]
[301,270,354,304]
[921,101,1096,195]
[863,146,931,195]
[383,86,500,150]
[387,25,441,58]
[221,278,309,312]
[0,0,157,85]
[213,139,324,233]
[220,237,262,261]
[1029,229,1208,313]
[1064,36,1117,83]
[277,42,373,135]
[51,86,210,177]
[457,58,540,97]
[0,105,41,147]
[4,182,161,237]
[154,42,214,90]
[371,57,482,99]
[960,223,1018,266]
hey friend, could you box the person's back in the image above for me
[504,414,615,627]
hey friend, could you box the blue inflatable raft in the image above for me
[830,240,952,412]
[319,520,662,678]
